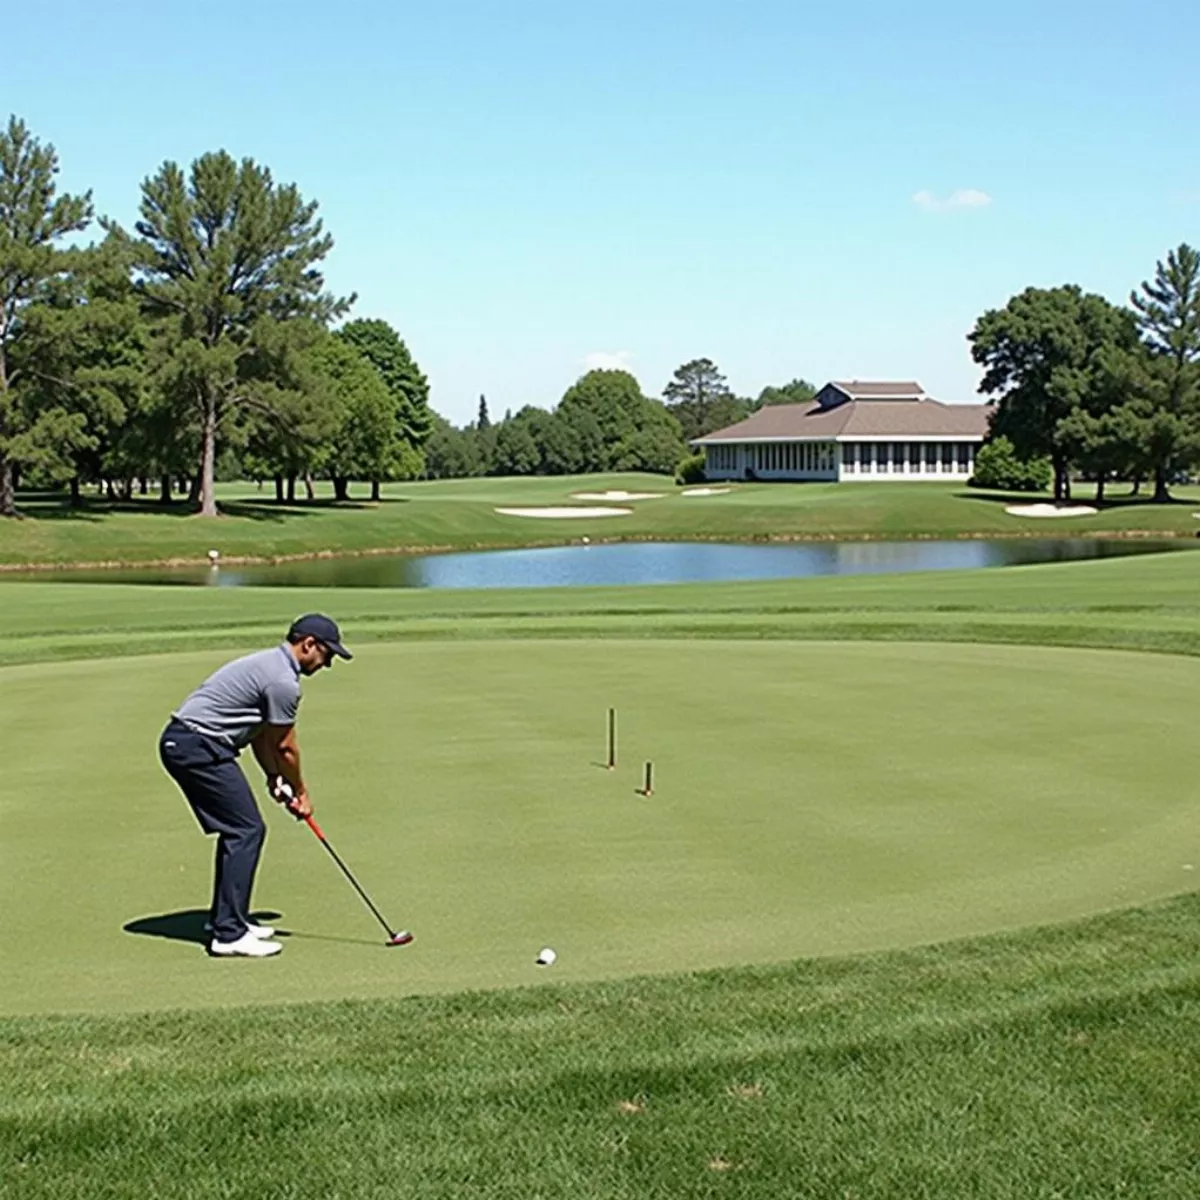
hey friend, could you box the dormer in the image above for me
[815,380,928,410]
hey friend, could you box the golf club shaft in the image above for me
[304,815,398,938]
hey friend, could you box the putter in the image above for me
[275,779,412,947]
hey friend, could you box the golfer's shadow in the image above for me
[123,908,284,945]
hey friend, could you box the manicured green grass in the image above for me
[3,473,1200,568]
[6,638,1199,1018]
[5,555,1200,1197]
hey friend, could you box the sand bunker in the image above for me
[1005,503,1098,518]
[494,506,633,519]
[570,490,663,501]
[681,487,732,497]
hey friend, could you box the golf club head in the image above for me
[387,930,414,947]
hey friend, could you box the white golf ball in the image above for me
[207,549,220,562]
[536,947,557,966]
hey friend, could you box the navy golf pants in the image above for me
[159,720,265,943]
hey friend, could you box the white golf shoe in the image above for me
[204,920,276,939]
[209,932,282,958]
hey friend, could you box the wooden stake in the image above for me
[639,760,654,796]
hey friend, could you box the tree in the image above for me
[968,435,1051,493]
[755,378,817,408]
[1123,244,1200,500]
[477,394,490,430]
[613,401,686,473]
[663,357,741,441]
[537,411,584,475]
[558,369,662,468]
[557,404,605,472]
[0,115,93,515]
[424,414,484,479]
[305,334,394,501]
[112,150,348,516]
[14,234,145,501]
[491,416,539,476]
[969,286,1138,502]
[337,318,432,495]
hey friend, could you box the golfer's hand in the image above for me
[287,789,313,820]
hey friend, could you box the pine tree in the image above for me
[111,150,348,515]
[1127,244,1200,500]
[0,116,93,515]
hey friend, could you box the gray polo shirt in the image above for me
[173,643,302,750]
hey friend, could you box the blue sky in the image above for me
[5,1,1199,424]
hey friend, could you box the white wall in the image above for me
[702,440,979,482]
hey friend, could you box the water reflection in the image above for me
[6,538,1189,589]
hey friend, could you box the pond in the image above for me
[6,538,1190,589]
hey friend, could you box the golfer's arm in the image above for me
[253,724,305,793]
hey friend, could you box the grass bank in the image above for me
[4,547,1200,669]
[3,474,1200,568]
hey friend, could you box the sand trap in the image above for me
[681,487,733,497]
[1005,503,1098,518]
[494,506,632,519]
[570,490,664,501]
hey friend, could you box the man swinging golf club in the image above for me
[158,614,351,958]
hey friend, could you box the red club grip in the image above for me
[305,815,326,840]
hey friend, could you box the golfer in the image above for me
[158,614,352,958]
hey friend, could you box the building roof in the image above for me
[692,398,991,443]
[828,380,926,400]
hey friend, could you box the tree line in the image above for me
[10,111,1188,516]
[423,366,815,480]
[970,246,1200,503]
[0,115,435,517]
[0,114,816,517]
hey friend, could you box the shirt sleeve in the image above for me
[263,678,301,726]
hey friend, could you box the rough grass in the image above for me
[4,897,1200,1198]
[3,474,1200,567]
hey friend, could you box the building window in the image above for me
[941,444,954,472]
[842,443,855,473]
[957,443,970,471]
[861,444,873,472]
[877,443,890,474]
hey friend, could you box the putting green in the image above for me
[2,639,1198,1016]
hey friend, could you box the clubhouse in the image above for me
[692,380,991,482]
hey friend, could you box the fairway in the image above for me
[4,638,1198,1017]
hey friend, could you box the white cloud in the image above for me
[912,188,993,212]
[582,350,634,372]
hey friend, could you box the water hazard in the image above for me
[7,538,1190,589]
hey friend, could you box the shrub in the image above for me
[675,452,707,485]
[969,437,1052,492]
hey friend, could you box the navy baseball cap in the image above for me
[288,613,353,660]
